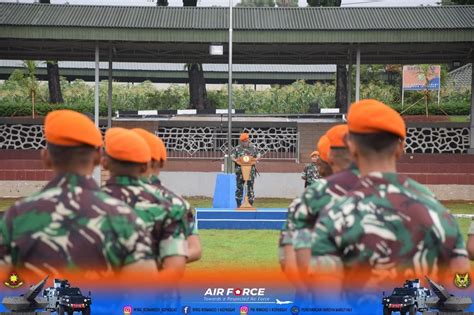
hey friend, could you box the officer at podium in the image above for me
[231,132,261,207]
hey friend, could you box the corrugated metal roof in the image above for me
[0,60,336,73]
[0,3,472,31]
[447,63,472,90]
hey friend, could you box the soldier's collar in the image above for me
[362,172,409,186]
[46,173,100,191]
[106,175,143,186]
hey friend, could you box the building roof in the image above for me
[0,4,472,64]
[447,63,472,90]
[1,4,472,31]
[0,60,336,84]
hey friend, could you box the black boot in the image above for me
[236,199,241,208]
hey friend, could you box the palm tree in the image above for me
[22,61,39,118]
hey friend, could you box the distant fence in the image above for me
[157,127,299,161]
[0,122,470,157]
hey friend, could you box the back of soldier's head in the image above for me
[44,110,103,173]
[316,135,333,177]
[132,128,167,174]
[103,128,151,177]
[347,99,406,160]
[326,124,352,172]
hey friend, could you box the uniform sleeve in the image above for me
[311,196,359,263]
[469,220,474,236]
[292,180,331,250]
[450,216,468,258]
[230,147,237,159]
[102,205,155,268]
[301,165,308,180]
[157,200,189,260]
[184,199,198,236]
[0,205,15,267]
[279,198,300,248]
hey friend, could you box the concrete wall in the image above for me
[3,173,473,201]
[159,171,303,199]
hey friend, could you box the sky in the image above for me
[1,0,440,7]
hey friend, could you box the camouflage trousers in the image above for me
[235,172,255,206]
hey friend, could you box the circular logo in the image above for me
[243,156,250,163]
[234,288,243,296]
[290,306,300,315]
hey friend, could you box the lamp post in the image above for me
[227,0,233,173]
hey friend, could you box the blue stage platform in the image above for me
[195,208,287,230]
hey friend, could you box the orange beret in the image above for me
[132,128,167,162]
[317,135,331,162]
[44,110,102,148]
[348,99,406,139]
[240,133,249,141]
[326,124,348,148]
[105,128,151,163]
[310,151,320,157]
[132,128,162,161]
[157,137,167,161]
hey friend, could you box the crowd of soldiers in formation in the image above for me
[0,99,472,295]
[279,99,473,296]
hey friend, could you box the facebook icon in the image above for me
[182,306,191,314]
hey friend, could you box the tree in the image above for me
[182,0,213,109]
[22,61,39,118]
[276,0,298,7]
[237,0,276,7]
[38,0,64,104]
[307,0,347,113]
[157,0,169,5]
[441,0,474,4]
[46,61,63,104]
[307,0,341,6]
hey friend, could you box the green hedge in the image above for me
[0,78,470,117]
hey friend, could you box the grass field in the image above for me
[0,198,473,270]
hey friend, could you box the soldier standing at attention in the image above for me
[132,128,202,264]
[292,124,359,280]
[315,135,333,178]
[310,99,469,293]
[0,110,156,276]
[279,134,333,286]
[101,128,188,279]
[301,151,321,188]
[231,133,261,207]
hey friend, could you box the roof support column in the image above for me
[469,60,474,154]
[355,48,361,102]
[347,49,352,110]
[93,44,101,184]
[107,45,113,129]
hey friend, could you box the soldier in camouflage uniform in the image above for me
[0,110,155,276]
[290,126,359,282]
[310,100,469,293]
[101,128,189,278]
[301,151,321,188]
[132,128,201,263]
[231,133,261,207]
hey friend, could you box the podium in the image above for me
[235,155,257,210]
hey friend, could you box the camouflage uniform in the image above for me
[231,144,261,206]
[102,175,189,262]
[0,173,154,273]
[311,172,468,286]
[301,163,321,188]
[278,197,302,262]
[292,164,360,251]
[148,175,198,236]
